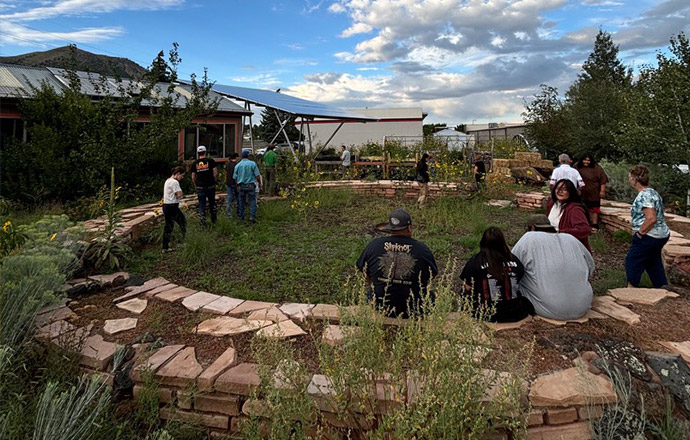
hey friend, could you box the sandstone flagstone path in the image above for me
[115,298,148,314]
[608,287,679,305]
[195,316,272,337]
[591,296,641,325]
[103,317,138,335]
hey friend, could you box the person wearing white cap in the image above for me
[190,145,218,226]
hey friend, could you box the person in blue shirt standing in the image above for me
[625,165,671,288]
[233,150,261,223]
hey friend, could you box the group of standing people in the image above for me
[161,146,264,253]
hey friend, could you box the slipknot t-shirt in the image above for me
[356,236,438,318]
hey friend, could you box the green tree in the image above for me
[0,44,218,203]
[423,123,447,136]
[565,30,632,160]
[258,108,301,143]
[522,84,574,160]
[617,32,690,165]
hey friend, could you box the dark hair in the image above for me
[479,227,513,282]
[267,145,275,151]
[171,166,185,175]
[576,153,596,168]
[629,165,650,186]
[229,152,239,159]
[421,153,429,161]
[551,179,581,205]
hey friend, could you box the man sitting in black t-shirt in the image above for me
[356,209,438,318]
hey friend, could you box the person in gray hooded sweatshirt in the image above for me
[511,215,594,321]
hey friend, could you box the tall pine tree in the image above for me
[566,30,632,160]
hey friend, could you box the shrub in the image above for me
[600,160,690,213]
[33,375,110,440]
[83,169,131,270]
[0,220,27,258]
[243,267,531,439]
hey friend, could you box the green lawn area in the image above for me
[128,188,632,304]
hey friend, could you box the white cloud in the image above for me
[274,58,318,66]
[0,20,123,45]
[340,22,373,38]
[0,0,183,22]
[328,2,345,13]
[230,72,282,87]
[582,0,623,5]
[302,0,323,15]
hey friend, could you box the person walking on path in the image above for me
[575,153,608,232]
[263,145,278,195]
[162,166,187,253]
[191,145,218,226]
[625,165,671,288]
[340,145,351,178]
[225,152,240,218]
[233,150,261,223]
[416,153,431,206]
[549,153,584,190]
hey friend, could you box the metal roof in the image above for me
[0,63,249,114]
[0,63,65,98]
[208,83,376,121]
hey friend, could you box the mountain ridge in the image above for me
[0,46,148,78]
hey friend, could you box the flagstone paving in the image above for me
[115,298,148,314]
[103,317,138,335]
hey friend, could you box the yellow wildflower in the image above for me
[2,221,10,232]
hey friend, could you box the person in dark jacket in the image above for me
[546,179,592,252]
[416,153,431,206]
[460,227,534,322]
[575,153,608,232]
[225,152,240,218]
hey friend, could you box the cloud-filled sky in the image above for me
[1,0,689,124]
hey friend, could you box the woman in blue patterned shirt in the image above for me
[625,165,671,288]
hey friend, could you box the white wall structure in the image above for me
[300,108,425,151]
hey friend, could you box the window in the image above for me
[183,123,238,160]
[225,124,236,156]
[199,124,224,158]
[0,118,25,148]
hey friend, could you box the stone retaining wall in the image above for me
[306,179,466,200]
[42,273,645,439]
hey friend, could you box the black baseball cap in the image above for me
[385,209,412,231]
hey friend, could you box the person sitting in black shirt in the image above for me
[356,209,438,318]
[459,226,534,322]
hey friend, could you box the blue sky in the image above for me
[1,0,689,124]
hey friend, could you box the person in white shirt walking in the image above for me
[549,153,584,190]
[162,166,187,253]
[340,145,351,178]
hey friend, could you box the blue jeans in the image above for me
[226,185,238,217]
[625,233,670,287]
[238,182,257,221]
[196,186,217,226]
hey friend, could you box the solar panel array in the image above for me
[210,84,376,121]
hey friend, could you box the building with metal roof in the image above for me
[0,63,251,161]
